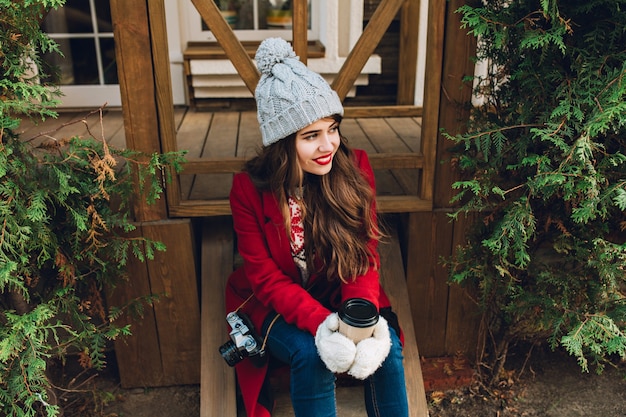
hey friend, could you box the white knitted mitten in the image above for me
[347,316,392,380]
[315,313,357,373]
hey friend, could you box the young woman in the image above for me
[224,37,409,417]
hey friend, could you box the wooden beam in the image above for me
[445,212,481,355]
[109,227,163,387]
[292,0,308,64]
[111,220,200,387]
[418,0,447,203]
[170,200,234,217]
[344,105,422,118]
[436,0,480,356]
[200,217,237,417]
[142,220,201,385]
[191,0,260,94]
[332,0,406,100]
[406,0,480,358]
[179,153,424,175]
[434,0,476,208]
[147,0,182,209]
[377,196,432,213]
[397,0,420,105]
[406,211,453,356]
[168,195,432,218]
[110,0,167,221]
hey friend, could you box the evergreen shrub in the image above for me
[0,1,185,415]
[447,0,626,383]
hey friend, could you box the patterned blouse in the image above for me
[288,195,309,285]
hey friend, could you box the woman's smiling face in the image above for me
[295,117,340,176]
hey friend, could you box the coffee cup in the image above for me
[337,298,379,343]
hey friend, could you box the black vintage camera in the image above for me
[219,311,266,367]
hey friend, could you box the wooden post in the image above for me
[437,0,480,356]
[407,0,480,357]
[292,0,308,64]
[147,0,183,209]
[418,0,446,203]
[397,0,420,105]
[109,0,201,387]
[110,220,201,387]
[110,0,166,222]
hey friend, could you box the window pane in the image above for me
[41,41,72,85]
[236,0,255,30]
[42,0,93,34]
[266,0,292,29]
[203,0,254,30]
[43,38,99,85]
[100,38,118,84]
[201,0,310,32]
[95,0,113,33]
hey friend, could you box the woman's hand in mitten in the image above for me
[315,313,357,373]
[348,316,392,380]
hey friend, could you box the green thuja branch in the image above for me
[448,0,626,384]
[0,2,187,416]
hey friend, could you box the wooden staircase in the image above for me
[200,216,428,417]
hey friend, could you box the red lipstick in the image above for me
[313,153,333,165]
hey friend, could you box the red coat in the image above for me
[225,149,394,417]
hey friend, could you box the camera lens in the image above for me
[219,340,246,367]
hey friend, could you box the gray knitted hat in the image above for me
[255,38,344,146]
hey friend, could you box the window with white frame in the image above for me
[186,0,317,42]
[40,0,121,107]
[181,0,382,100]
[41,0,116,85]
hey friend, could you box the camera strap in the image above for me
[234,293,254,313]
[234,292,281,353]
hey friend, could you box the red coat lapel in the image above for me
[260,189,301,283]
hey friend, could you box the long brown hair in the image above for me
[244,115,380,283]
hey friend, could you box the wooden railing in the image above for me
[163,0,431,219]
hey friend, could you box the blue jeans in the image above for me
[262,314,409,417]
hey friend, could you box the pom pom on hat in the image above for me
[255,37,297,75]
[254,38,344,147]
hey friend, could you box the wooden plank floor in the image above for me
[176,109,423,202]
[16,108,126,149]
[17,107,423,208]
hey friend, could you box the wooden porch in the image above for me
[56,0,482,415]
[19,105,430,416]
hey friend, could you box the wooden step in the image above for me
[201,217,428,417]
[170,195,433,217]
[268,384,367,417]
[377,222,428,417]
[200,217,237,417]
